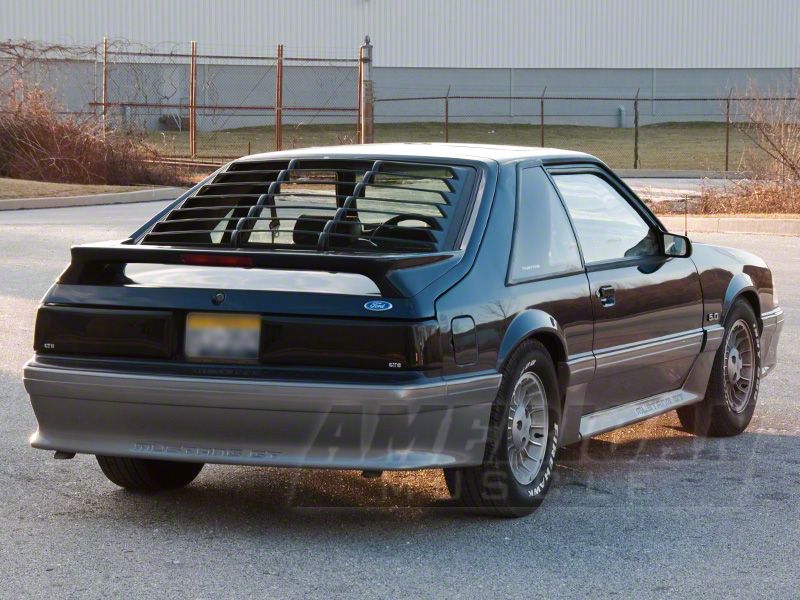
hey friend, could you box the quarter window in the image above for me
[552,173,657,264]
[509,167,582,282]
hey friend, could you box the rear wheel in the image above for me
[444,340,561,517]
[677,300,760,436]
[96,456,204,491]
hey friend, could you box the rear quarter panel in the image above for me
[434,162,593,377]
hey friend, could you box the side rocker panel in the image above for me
[566,325,723,445]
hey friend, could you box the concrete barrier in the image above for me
[4,182,799,237]
[616,169,740,179]
[660,215,800,236]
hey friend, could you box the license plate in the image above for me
[185,313,261,362]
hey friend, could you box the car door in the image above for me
[549,166,704,413]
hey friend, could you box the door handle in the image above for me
[597,285,616,308]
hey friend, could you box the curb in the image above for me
[659,215,800,236]
[616,169,741,179]
[0,187,186,211]
[4,184,798,236]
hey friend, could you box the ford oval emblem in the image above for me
[364,300,393,312]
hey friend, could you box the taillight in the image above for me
[181,254,254,268]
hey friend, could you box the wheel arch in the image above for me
[497,309,569,402]
[723,273,761,331]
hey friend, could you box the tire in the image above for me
[96,456,204,491]
[444,339,561,517]
[677,299,761,437]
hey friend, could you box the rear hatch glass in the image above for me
[139,159,478,253]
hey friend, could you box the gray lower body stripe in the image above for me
[579,388,700,439]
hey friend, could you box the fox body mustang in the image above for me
[23,144,782,516]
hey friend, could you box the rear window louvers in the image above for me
[140,159,477,253]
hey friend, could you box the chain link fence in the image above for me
[193,47,277,158]
[101,41,194,156]
[280,54,361,149]
[374,93,782,173]
[99,41,361,159]
[0,41,99,119]
[1,39,363,163]
[2,39,795,174]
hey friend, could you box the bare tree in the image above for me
[0,40,97,87]
[735,81,800,181]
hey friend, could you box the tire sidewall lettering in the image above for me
[528,423,558,498]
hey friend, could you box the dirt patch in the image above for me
[0,177,145,200]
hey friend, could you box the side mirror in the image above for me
[662,231,692,258]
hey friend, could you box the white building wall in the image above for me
[2,0,799,68]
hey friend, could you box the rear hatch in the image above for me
[35,157,481,372]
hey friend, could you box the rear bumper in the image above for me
[23,359,500,470]
[761,307,784,377]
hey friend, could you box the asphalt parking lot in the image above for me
[1,201,798,599]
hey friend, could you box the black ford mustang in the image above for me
[23,144,783,516]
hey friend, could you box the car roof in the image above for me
[238,142,597,165]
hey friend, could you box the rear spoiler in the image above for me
[58,242,463,298]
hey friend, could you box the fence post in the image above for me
[725,87,733,172]
[359,36,374,144]
[356,44,363,143]
[539,87,546,147]
[101,36,108,135]
[633,88,640,169]
[684,197,688,237]
[189,40,197,158]
[444,85,451,142]
[274,44,283,151]
[444,98,449,142]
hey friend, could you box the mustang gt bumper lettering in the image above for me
[23,360,501,470]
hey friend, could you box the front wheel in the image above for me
[97,456,204,491]
[445,340,561,517]
[677,299,761,437]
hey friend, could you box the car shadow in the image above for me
[67,410,800,536]
[6,352,796,535]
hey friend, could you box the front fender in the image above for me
[723,272,760,323]
[496,309,567,371]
